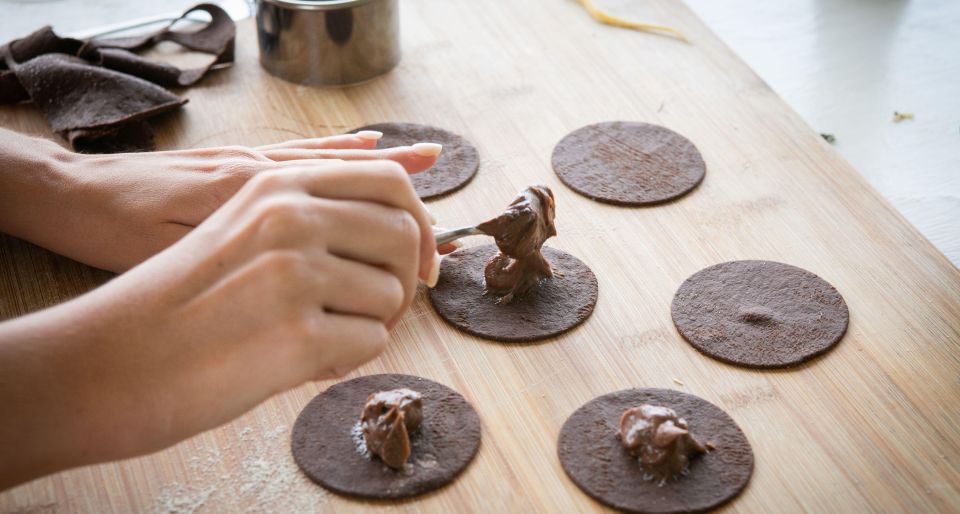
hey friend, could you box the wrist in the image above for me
[0,129,83,240]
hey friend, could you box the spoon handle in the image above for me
[434,226,484,246]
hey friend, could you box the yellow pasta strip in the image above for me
[892,111,915,123]
[577,0,689,43]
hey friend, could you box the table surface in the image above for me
[4,0,957,266]
[1,0,960,513]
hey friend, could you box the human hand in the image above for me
[0,159,438,487]
[0,129,447,272]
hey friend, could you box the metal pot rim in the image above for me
[259,0,380,10]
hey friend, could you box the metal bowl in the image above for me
[256,0,400,86]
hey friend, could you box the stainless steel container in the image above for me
[256,0,400,86]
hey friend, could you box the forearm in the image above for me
[0,128,83,249]
[0,299,100,490]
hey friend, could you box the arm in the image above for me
[0,159,440,490]
[0,128,445,272]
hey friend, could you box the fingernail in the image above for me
[412,142,443,157]
[356,130,383,141]
[426,252,441,288]
[449,239,463,249]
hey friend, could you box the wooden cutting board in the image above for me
[2,0,959,512]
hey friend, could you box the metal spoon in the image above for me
[67,0,254,40]
[434,226,485,246]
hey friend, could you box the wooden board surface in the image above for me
[2,0,959,512]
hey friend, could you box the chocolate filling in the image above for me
[619,404,711,485]
[360,388,423,470]
[476,185,557,303]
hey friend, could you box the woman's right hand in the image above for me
[0,159,438,488]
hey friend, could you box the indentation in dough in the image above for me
[736,305,779,325]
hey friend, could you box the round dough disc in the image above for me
[291,374,481,499]
[558,388,754,514]
[428,244,598,343]
[551,121,705,205]
[351,122,479,200]
[671,260,849,368]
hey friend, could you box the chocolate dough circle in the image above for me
[428,244,598,343]
[291,374,481,499]
[558,388,754,514]
[671,260,849,369]
[551,121,705,205]
[352,122,479,200]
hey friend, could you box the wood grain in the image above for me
[2,0,959,512]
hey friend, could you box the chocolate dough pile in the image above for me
[361,388,423,469]
[476,185,557,303]
[619,404,711,485]
[0,3,235,152]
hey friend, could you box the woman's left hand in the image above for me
[0,129,451,272]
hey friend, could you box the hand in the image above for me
[0,128,447,272]
[0,159,438,488]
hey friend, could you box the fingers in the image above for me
[284,161,439,284]
[261,144,443,174]
[319,255,405,323]
[275,158,346,168]
[255,131,383,151]
[315,199,422,318]
[307,312,390,380]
